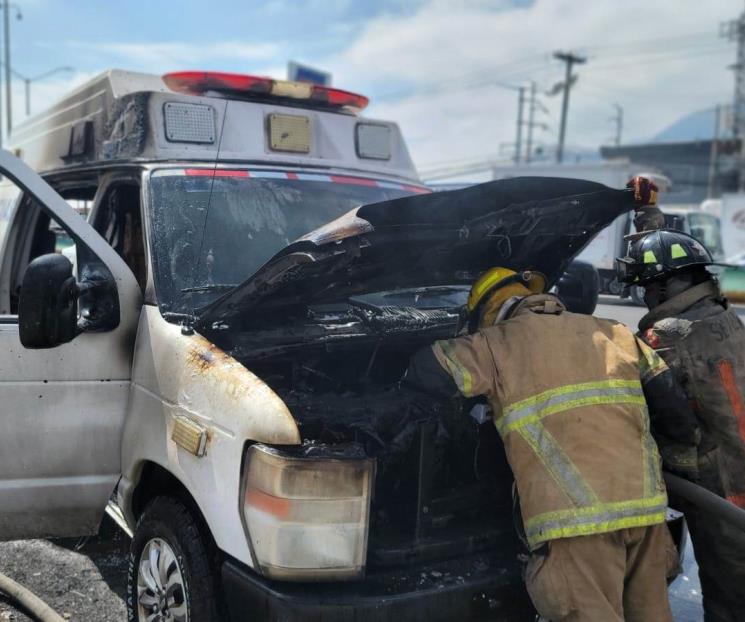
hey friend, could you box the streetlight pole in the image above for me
[11,66,74,117]
[1,1,21,137]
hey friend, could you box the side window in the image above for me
[93,183,146,292]
[0,185,86,316]
[8,202,71,314]
[0,180,22,255]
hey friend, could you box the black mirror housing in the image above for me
[19,254,79,348]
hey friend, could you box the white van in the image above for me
[0,70,684,621]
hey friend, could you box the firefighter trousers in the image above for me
[524,523,676,622]
[683,505,745,622]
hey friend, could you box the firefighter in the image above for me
[617,217,745,622]
[404,267,699,622]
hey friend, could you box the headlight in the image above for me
[241,443,374,581]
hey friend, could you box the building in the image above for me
[600,138,741,205]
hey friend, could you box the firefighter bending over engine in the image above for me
[404,267,699,622]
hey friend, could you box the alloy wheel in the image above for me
[136,537,188,622]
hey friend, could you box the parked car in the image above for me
[721,252,745,303]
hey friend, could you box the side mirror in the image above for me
[555,260,600,316]
[19,254,79,348]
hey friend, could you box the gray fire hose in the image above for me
[664,471,745,531]
[0,571,65,622]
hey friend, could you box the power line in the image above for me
[369,38,730,109]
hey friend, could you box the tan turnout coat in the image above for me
[432,295,667,549]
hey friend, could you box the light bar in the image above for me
[163,71,369,112]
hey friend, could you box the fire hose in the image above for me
[0,571,65,622]
[664,471,745,531]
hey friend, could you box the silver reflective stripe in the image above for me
[520,422,599,507]
[525,497,668,543]
[500,385,644,433]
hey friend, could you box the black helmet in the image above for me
[616,229,713,285]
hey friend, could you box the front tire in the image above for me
[630,285,645,306]
[127,496,222,622]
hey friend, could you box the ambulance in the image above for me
[0,70,684,620]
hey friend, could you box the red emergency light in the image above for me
[162,71,369,112]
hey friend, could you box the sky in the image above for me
[7,0,744,178]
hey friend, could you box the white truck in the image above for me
[0,70,685,621]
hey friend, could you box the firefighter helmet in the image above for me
[616,229,714,286]
[467,267,546,315]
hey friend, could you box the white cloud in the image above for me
[66,40,281,69]
[323,0,741,176]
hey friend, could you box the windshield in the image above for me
[148,169,421,314]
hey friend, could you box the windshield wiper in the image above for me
[181,284,238,293]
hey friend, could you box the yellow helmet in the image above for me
[467,267,547,314]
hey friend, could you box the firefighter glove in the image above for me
[627,176,659,206]
[660,442,700,482]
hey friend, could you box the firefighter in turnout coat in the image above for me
[619,180,745,622]
[405,267,698,621]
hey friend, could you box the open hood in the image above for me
[197,177,635,327]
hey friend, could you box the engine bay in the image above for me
[203,296,518,567]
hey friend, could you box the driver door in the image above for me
[0,151,141,539]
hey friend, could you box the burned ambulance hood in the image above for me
[197,177,635,326]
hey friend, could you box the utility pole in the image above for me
[611,103,623,147]
[707,105,722,198]
[722,10,745,190]
[553,51,586,163]
[514,86,525,164]
[524,81,550,163]
[525,82,536,163]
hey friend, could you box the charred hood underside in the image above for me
[197,176,636,326]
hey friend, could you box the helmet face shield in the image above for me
[615,256,639,284]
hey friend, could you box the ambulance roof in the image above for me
[9,69,419,182]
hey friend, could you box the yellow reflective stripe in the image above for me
[524,494,668,548]
[525,494,667,526]
[518,421,599,506]
[435,341,474,396]
[636,338,667,383]
[671,243,687,259]
[527,513,667,548]
[497,381,645,436]
[503,379,642,415]
[644,250,658,264]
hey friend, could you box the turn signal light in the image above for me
[241,444,374,581]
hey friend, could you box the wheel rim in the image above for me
[136,537,188,622]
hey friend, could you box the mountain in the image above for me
[651,107,730,143]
